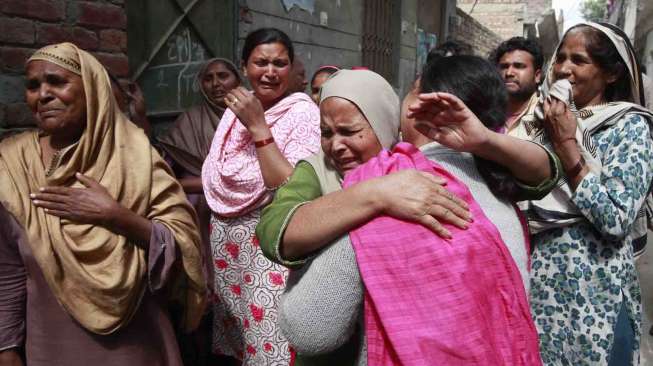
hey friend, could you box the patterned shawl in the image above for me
[519,22,653,234]
[158,58,240,176]
[201,92,320,216]
[0,43,206,334]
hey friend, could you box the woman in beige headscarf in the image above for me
[0,42,205,365]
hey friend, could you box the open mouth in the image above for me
[259,82,279,89]
[39,109,63,118]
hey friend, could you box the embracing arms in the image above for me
[257,162,471,265]
[280,169,471,261]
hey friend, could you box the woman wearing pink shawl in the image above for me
[257,67,557,365]
[201,28,320,364]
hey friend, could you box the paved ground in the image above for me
[639,239,653,365]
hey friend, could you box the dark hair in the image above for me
[310,65,339,84]
[565,24,639,104]
[420,55,524,200]
[491,37,544,71]
[420,55,507,130]
[241,28,294,65]
[426,40,471,64]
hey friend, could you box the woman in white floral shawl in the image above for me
[524,22,653,365]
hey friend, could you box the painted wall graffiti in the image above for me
[141,25,209,115]
[165,27,206,108]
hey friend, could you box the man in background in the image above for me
[491,37,543,138]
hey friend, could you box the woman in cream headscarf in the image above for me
[0,42,205,365]
[258,67,555,365]
[519,23,653,365]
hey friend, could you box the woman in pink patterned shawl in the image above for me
[201,28,320,364]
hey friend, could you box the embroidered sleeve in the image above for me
[572,114,653,239]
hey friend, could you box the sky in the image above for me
[552,0,585,31]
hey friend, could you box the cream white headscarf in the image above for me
[305,69,400,194]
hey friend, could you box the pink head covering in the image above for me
[201,92,320,216]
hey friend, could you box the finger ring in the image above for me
[232,97,239,105]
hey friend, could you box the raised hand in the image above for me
[224,86,270,139]
[407,92,491,154]
[543,96,578,148]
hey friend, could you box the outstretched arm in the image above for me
[407,92,552,185]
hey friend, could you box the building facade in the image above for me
[607,0,653,76]
[457,0,559,63]
[0,0,461,134]
[0,0,129,135]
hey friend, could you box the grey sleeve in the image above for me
[278,235,363,355]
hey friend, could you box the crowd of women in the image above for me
[0,21,651,366]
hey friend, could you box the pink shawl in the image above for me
[202,92,320,216]
[342,143,541,366]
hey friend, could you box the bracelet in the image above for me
[565,155,586,178]
[266,176,290,191]
[254,137,275,148]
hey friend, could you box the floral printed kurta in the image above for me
[529,113,653,365]
[210,209,291,365]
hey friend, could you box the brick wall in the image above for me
[457,0,552,41]
[449,7,502,58]
[458,0,525,41]
[0,0,128,132]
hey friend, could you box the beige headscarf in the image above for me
[158,58,241,176]
[320,69,400,149]
[305,69,400,194]
[0,43,206,334]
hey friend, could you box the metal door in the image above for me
[126,0,236,122]
[362,0,400,85]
